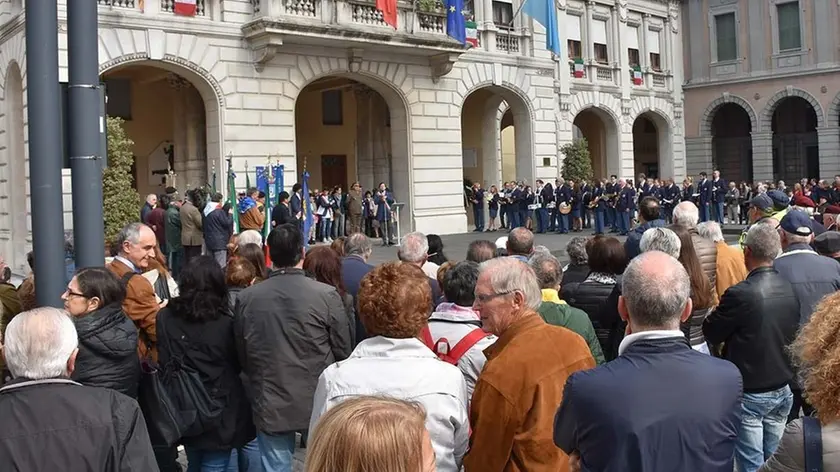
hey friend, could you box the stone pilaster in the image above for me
[817,127,840,178]
[184,85,206,190]
[751,132,774,183]
[171,79,188,195]
[355,87,374,191]
[371,92,391,188]
[684,136,711,177]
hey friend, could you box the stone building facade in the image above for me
[0,0,682,271]
[682,0,840,185]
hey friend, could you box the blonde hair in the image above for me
[305,396,428,472]
[793,291,840,424]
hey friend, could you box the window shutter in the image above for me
[566,15,581,41]
[646,28,660,54]
[592,19,608,44]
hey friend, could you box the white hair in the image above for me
[479,257,542,310]
[622,252,691,329]
[745,224,782,261]
[696,221,724,243]
[673,202,699,228]
[398,232,429,263]
[237,230,263,248]
[639,227,681,259]
[4,307,78,380]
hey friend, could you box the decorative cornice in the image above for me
[430,53,459,83]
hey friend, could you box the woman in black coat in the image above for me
[157,256,256,469]
[63,267,140,398]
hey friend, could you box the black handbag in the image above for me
[138,359,185,447]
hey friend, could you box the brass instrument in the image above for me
[558,202,572,215]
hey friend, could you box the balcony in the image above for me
[244,0,467,77]
[568,60,618,87]
[97,0,208,16]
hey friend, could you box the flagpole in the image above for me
[509,0,528,26]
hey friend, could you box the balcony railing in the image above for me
[97,0,135,7]
[652,73,666,88]
[496,27,520,54]
[97,0,207,15]
[285,0,317,17]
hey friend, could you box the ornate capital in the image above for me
[430,53,458,83]
[252,40,282,72]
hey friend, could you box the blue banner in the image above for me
[272,165,284,205]
[302,170,313,249]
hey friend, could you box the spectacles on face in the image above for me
[64,288,86,299]
[474,290,516,304]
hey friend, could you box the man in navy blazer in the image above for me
[554,251,742,472]
[698,171,714,222]
[340,233,375,345]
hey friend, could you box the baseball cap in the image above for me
[748,193,774,212]
[767,190,790,211]
[814,231,840,255]
[495,236,508,249]
[779,210,813,237]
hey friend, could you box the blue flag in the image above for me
[522,0,560,55]
[301,171,313,248]
[446,0,466,44]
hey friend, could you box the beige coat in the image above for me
[179,201,204,247]
[759,419,840,471]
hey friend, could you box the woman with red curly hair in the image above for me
[308,262,469,472]
[760,291,840,470]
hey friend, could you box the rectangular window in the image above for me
[777,1,801,51]
[104,78,132,120]
[592,19,608,63]
[714,13,737,61]
[321,90,343,126]
[567,14,582,59]
[627,26,640,66]
[492,1,513,28]
[647,28,661,71]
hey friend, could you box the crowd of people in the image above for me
[6,168,840,471]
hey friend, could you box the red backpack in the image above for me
[421,325,490,365]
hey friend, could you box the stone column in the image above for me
[751,131,774,183]
[355,87,375,191]
[817,127,840,178]
[170,76,189,196]
[184,85,206,190]
[370,93,391,190]
[684,136,711,177]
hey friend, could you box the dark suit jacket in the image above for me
[341,255,374,345]
[554,337,742,472]
[271,203,293,228]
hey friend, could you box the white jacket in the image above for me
[310,336,469,472]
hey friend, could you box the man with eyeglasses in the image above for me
[464,257,595,472]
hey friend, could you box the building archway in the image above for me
[711,103,753,183]
[100,61,223,196]
[772,96,819,182]
[632,111,672,180]
[499,107,515,183]
[294,73,411,230]
[2,62,27,272]
[572,107,620,180]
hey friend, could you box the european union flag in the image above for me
[446,0,466,44]
[522,0,560,55]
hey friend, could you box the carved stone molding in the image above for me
[348,48,364,73]
[252,39,283,72]
[430,53,458,83]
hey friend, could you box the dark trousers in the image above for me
[716,202,725,224]
[788,388,815,423]
[518,210,528,229]
[699,203,710,222]
[500,205,507,228]
[664,206,674,224]
[594,210,605,234]
[554,212,569,233]
[183,245,202,265]
[619,210,631,234]
[583,209,592,228]
[473,205,485,230]
[607,207,616,230]
[507,207,519,229]
[535,208,549,233]
[167,248,183,279]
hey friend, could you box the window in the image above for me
[714,13,737,61]
[627,26,640,66]
[104,78,131,120]
[647,28,661,71]
[592,19,608,63]
[777,1,801,51]
[321,90,343,126]
[567,15,582,59]
[492,1,513,28]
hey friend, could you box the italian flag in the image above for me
[632,65,643,85]
[174,0,196,15]
[573,58,585,78]
[466,21,478,47]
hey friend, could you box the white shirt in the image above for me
[310,336,469,472]
[617,330,685,356]
[422,261,440,279]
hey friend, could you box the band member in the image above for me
[508,182,523,229]
[488,185,500,232]
[617,179,636,236]
[682,178,695,203]
[592,180,607,235]
[553,178,572,234]
[606,175,618,232]
[500,182,511,229]
[580,179,592,229]
[536,179,553,234]
[712,169,727,225]
[697,172,713,222]
[375,182,396,246]
[662,178,680,223]
[471,182,485,232]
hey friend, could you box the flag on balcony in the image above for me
[174,0,197,16]
[573,58,585,78]
[376,0,398,29]
[446,0,466,43]
[465,20,478,47]
[632,65,643,85]
[522,0,560,55]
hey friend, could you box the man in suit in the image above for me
[290,183,303,226]
[606,175,618,232]
[554,251,743,472]
[106,222,163,361]
[712,169,727,225]
[536,180,553,234]
[471,182,486,232]
[698,172,714,222]
[662,178,680,224]
[554,178,572,234]
[341,233,375,345]
[616,179,636,236]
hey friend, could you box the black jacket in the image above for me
[203,208,234,252]
[703,267,801,392]
[562,276,624,361]
[563,264,590,285]
[157,307,255,450]
[72,303,141,398]
[234,268,353,433]
[0,378,157,471]
[271,203,293,228]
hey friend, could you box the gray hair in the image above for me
[345,233,373,258]
[621,251,691,329]
[533,245,551,256]
[696,221,724,243]
[639,227,681,258]
[237,230,263,248]
[673,202,699,229]
[479,257,542,310]
[746,223,782,261]
[566,236,589,266]
[782,230,813,246]
[528,252,562,290]
[398,232,428,263]
[4,307,78,380]
[115,222,148,249]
